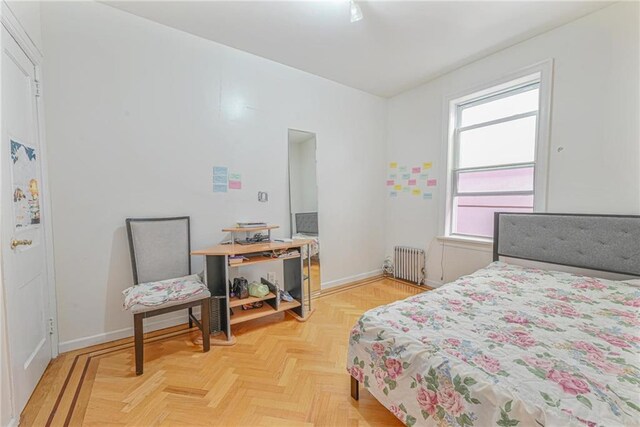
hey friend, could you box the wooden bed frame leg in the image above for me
[350,376,359,400]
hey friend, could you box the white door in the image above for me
[1,26,51,414]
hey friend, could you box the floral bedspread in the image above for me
[347,262,640,427]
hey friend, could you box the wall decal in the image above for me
[11,140,40,229]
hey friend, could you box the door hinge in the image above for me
[48,317,55,335]
[34,80,41,98]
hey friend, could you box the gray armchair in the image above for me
[125,216,210,375]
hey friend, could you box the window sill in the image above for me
[436,235,493,252]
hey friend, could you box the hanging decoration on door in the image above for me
[10,140,40,229]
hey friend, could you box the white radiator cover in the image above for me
[393,246,426,285]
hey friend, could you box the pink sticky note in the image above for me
[408,179,416,186]
[412,167,421,173]
[386,180,394,186]
[427,179,437,187]
[229,180,242,190]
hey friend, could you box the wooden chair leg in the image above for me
[351,376,359,400]
[201,298,210,352]
[188,307,193,328]
[134,313,144,375]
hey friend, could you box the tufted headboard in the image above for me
[295,212,319,235]
[493,213,640,276]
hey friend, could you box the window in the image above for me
[445,68,550,240]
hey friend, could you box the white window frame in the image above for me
[440,60,553,242]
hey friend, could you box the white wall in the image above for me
[40,1,387,351]
[384,2,640,286]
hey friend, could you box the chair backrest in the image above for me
[126,217,191,284]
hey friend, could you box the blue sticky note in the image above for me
[213,183,227,193]
[213,166,228,176]
[402,173,411,180]
[390,191,397,198]
[213,174,227,184]
[423,192,433,200]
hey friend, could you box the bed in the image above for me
[347,213,640,427]
[293,212,319,258]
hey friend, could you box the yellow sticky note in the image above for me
[412,189,421,196]
[394,184,402,191]
[390,162,398,169]
[423,162,432,169]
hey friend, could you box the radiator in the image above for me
[393,246,426,285]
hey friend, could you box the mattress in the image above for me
[347,262,640,426]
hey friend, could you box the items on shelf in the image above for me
[279,289,293,302]
[248,282,269,298]
[232,277,249,299]
[241,301,264,310]
[235,232,270,245]
[229,255,248,265]
[268,249,300,259]
[236,222,267,228]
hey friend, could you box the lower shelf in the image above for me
[230,300,302,325]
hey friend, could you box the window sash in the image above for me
[450,163,535,239]
[458,82,540,113]
[452,163,535,197]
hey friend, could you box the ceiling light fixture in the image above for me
[350,0,363,23]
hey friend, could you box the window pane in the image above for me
[456,166,534,194]
[458,116,536,169]
[453,194,534,238]
[461,88,539,127]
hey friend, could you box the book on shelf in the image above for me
[236,222,267,228]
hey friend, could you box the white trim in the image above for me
[0,1,42,65]
[436,235,493,252]
[426,279,443,288]
[58,308,202,353]
[440,59,554,238]
[6,416,18,427]
[321,269,382,290]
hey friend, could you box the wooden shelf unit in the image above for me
[222,225,279,233]
[228,292,277,308]
[230,300,301,325]
[193,234,314,345]
[229,253,300,267]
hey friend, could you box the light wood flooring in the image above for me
[21,278,424,426]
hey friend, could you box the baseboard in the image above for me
[7,416,18,427]
[58,308,200,353]
[321,269,383,290]
[60,270,383,353]
[426,279,443,288]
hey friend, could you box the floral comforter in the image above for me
[347,262,640,427]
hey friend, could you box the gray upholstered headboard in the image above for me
[493,213,640,276]
[295,212,318,235]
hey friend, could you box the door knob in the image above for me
[11,239,32,250]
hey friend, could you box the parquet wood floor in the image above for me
[21,278,425,426]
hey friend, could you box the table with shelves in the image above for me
[192,239,314,345]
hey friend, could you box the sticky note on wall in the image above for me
[394,184,402,191]
[412,167,421,173]
[386,180,395,186]
[423,192,433,200]
[408,179,416,186]
[423,162,432,169]
[427,179,437,187]
[390,162,398,168]
[411,189,421,196]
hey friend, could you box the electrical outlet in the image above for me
[267,272,276,283]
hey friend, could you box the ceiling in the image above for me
[105,1,611,97]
